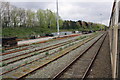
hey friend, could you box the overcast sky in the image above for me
[4,0,114,26]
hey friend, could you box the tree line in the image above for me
[62,20,104,31]
[0,2,63,29]
[1,1,105,38]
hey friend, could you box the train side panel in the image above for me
[109,0,120,78]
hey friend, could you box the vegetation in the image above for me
[0,2,63,38]
[45,52,49,55]
[34,52,39,55]
[0,62,7,67]
[2,27,57,38]
[62,20,105,31]
[25,61,28,64]
[1,2,106,38]
[59,47,63,50]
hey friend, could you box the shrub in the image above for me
[2,49,4,53]
[59,47,63,50]
[45,52,49,55]
[25,61,28,64]
[0,62,7,67]
[34,52,39,55]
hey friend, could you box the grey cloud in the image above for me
[10,2,55,10]
[10,2,113,25]
[58,2,113,25]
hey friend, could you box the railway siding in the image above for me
[1,34,88,60]
[24,33,103,78]
[1,35,91,76]
[1,38,87,73]
[2,33,101,79]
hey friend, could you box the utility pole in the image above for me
[56,0,60,36]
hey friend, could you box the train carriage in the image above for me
[109,0,120,78]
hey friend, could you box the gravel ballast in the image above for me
[24,34,103,78]
[2,34,92,60]
[87,33,112,78]
[1,36,90,73]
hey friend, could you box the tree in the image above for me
[26,9,35,27]
[37,9,46,28]
[1,2,10,28]
[45,9,57,29]
[11,6,19,27]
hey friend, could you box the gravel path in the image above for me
[87,33,112,78]
[24,34,103,78]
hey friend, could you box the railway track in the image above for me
[1,38,65,56]
[1,39,75,61]
[1,34,85,57]
[1,39,61,56]
[1,33,102,79]
[2,34,80,55]
[1,34,94,75]
[1,35,90,66]
[52,33,107,79]
[1,37,87,74]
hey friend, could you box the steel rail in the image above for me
[1,34,97,76]
[1,40,74,65]
[52,33,106,79]
[81,33,107,80]
[1,36,77,56]
[1,38,77,62]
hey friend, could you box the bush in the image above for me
[45,52,49,55]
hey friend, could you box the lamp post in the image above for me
[56,0,60,36]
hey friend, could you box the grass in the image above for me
[0,63,2,67]
[64,45,68,48]
[45,52,49,55]
[2,26,101,39]
[0,76,2,80]
[25,61,28,64]
[70,43,73,46]
[59,47,63,50]
[68,44,71,46]
[34,52,39,55]
[0,49,3,53]
[2,27,57,38]
[0,62,7,67]
[2,49,5,53]
[76,36,87,40]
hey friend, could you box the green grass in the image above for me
[24,61,28,64]
[45,52,49,55]
[0,63,2,67]
[75,36,87,41]
[59,47,63,50]
[2,27,57,38]
[34,52,39,55]
[0,62,7,67]
[2,49,5,53]
[2,26,101,39]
